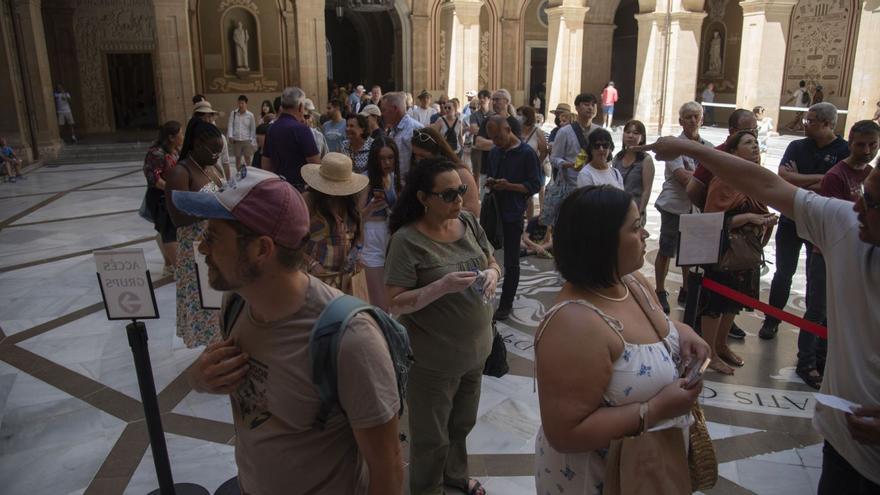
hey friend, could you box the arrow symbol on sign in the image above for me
[118,291,142,314]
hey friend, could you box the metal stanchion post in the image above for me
[126,320,208,495]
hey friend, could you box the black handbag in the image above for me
[483,322,509,377]
[479,191,504,250]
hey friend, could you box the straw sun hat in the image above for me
[301,152,369,196]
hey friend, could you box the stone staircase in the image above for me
[45,141,151,167]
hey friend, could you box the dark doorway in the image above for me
[611,0,638,121]
[528,47,547,115]
[106,53,158,130]
[324,8,397,91]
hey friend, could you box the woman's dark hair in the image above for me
[309,189,362,244]
[180,119,222,160]
[260,99,273,116]
[366,138,402,194]
[517,106,536,127]
[389,158,457,234]
[585,127,615,163]
[614,119,647,161]
[411,127,463,169]
[554,185,634,288]
[723,130,758,155]
[154,120,181,154]
[347,114,370,140]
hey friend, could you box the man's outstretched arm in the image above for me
[636,137,798,218]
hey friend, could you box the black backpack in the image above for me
[222,292,414,430]
[800,90,810,105]
[444,117,459,150]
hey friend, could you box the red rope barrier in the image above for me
[701,277,828,339]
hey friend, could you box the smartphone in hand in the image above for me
[684,357,711,389]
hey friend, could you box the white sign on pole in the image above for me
[193,241,223,310]
[676,212,725,267]
[94,248,159,320]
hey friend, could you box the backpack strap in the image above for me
[310,294,372,430]
[570,122,590,151]
[221,292,246,340]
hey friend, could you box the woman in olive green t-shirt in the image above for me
[385,158,500,495]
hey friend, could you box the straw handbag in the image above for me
[688,402,718,491]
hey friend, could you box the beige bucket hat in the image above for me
[301,152,369,197]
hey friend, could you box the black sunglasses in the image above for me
[593,142,612,150]
[860,188,880,210]
[427,184,468,203]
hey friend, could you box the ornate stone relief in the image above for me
[479,30,490,91]
[439,30,448,90]
[73,7,155,130]
[207,77,279,92]
[218,0,259,14]
[783,0,857,98]
[705,0,729,21]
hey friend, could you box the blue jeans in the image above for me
[766,218,813,326]
[799,252,827,372]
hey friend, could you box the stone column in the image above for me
[294,0,327,105]
[441,0,482,100]
[411,14,431,93]
[735,0,797,128]
[9,0,61,159]
[581,22,616,95]
[633,8,706,134]
[152,0,196,125]
[845,1,880,134]
[544,4,588,117]
[498,17,521,98]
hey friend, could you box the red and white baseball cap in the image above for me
[171,167,310,249]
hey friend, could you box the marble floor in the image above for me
[0,128,831,494]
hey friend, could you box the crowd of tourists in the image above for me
[136,81,880,495]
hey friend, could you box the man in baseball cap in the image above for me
[176,166,403,494]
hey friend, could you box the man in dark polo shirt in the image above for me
[473,89,523,176]
[757,102,849,347]
[261,86,320,190]
[485,115,541,321]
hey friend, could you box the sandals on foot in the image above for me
[466,479,486,495]
[709,359,735,375]
[796,367,823,390]
[717,347,744,367]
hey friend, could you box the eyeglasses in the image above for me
[738,127,758,134]
[413,128,437,146]
[593,142,611,150]
[426,184,468,203]
[859,188,880,210]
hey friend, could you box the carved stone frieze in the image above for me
[439,30,447,90]
[479,30,490,91]
[783,0,857,98]
[218,0,259,14]
[207,77,279,92]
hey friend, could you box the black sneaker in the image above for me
[656,290,670,314]
[493,306,511,321]
[758,321,779,340]
[728,323,746,340]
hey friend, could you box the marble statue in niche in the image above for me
[707,31,723,76]
[233,21,250,71]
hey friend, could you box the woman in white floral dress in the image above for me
[165,120,225,348]
[534,185,711,494]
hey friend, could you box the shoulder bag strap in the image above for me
[570,122,589,150]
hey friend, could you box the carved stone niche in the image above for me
[222,7,261,77]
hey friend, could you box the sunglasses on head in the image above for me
[413,128,437,145]
[427,184,468,203]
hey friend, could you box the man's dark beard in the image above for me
[208,253,261,291]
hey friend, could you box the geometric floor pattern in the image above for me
[0,128,826,494]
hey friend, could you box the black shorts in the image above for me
[658,208,681,258]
